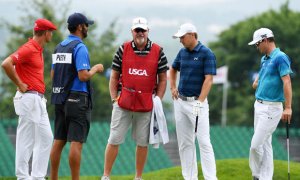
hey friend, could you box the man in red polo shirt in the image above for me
[1,18,56,180]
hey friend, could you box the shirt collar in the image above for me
[68,34,83,42]
[264,48,279,60]
[29,38,43,51]
[131,38,151,51]
[187,41,202,52]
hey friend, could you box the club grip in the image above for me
[286,122,289,139]
[195,115,198,133]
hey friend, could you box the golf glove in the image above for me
[193,101,204,116]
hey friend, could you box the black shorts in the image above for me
[54,92,91,143]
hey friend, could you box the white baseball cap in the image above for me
[248,28,274,45]
[131,17,148,30]
[173,23,197,39]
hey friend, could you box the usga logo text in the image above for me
[128,68,148,76]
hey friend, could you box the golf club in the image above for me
[190,114,199,180]
[286,122,290,180]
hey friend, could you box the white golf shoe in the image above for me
[101,176,110,180]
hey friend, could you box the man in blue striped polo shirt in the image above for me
[248,28,293,180]
[170,23,217,180]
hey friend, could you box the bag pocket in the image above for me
[118,87,153,112]
[135,92,153,112]
[118,87,136,111]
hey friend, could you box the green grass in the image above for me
[1,159,299,180]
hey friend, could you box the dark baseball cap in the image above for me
[67,13,94,27]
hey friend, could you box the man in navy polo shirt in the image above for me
[248,28,293,180]
[50,13,104,180]
[170,23,217,180]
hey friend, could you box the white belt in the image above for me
[26,90,44,98]
[256,99,282,105]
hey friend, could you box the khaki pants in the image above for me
[108,102,151,146]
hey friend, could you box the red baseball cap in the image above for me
[34,18,57,31]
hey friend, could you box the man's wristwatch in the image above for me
[111,98,117,104]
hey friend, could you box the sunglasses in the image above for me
[180,33,193,39]
[134,28,147,33]
[255,39,264,47]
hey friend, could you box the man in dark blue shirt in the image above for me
[170,23,217,180]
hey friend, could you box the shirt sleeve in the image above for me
[74,44,91,71]
[277,54,293,77]
[172,50,182,71]
[10,46,31,65]
[157,48,169,73]
[111,45,124,72]
[204,49,217,75]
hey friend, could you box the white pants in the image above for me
[14,91,53,180]
[249,101,283,180]
[174,99,217,180]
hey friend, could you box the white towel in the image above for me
[149,96,169,148]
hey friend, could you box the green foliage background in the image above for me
[0,0,117,121]
[0,0,299,127]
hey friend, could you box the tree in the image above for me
[0,0,117,121]
[87,21,118,120]
[209,2,300,127]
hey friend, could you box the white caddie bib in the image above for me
[52,53,72,64]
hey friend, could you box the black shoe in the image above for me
[253,177,259,180]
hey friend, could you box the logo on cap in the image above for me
[131,17,148,30]
[248,28,274,45]
[261,34,268,38]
